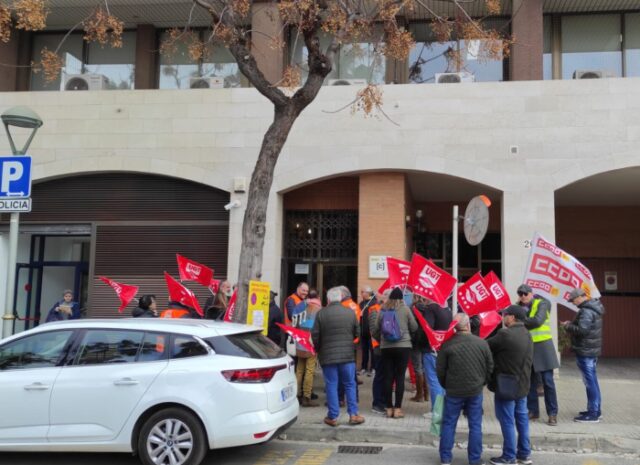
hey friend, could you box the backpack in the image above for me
[380,309,403,342]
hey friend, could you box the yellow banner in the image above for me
[247,280,270,335]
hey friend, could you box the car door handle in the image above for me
[24,382,50,391]
[113,377,139,386]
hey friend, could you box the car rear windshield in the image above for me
[205,332,284,360]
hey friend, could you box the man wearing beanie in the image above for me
[517,283,560,426]
[487,305,534,465]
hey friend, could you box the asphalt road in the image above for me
[1,440,638,465]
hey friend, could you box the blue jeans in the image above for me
[371,352,385,409]
[527,369,558,416]
[439,394,483,465]
[494,396,531,461]
[322,362,358,419]
[423,352,444,412]
[576,356,601,416]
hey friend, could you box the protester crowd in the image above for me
[280,281,605,465]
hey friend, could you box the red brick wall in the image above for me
[283,177,359,210]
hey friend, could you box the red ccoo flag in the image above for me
[478,311,503,339]
[457,272,497,317]
[276,323,316,354]
[164,272,203,316]
[483,271,512,311]
[412,307,457,351]
[99,276,139,313]
[176,254,214,288]
[223,289,237,322]
[407,253,457,307]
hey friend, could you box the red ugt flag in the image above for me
[457,272,497,317]
[276,323,316,354]
[208,279,220,294]
[176,254,214,288]
[478,311,503,339]
[484,271,511,311]
[412,307,456,351]
[387,257,411,288]
[99,276,139,313]
[407,253,457,307]
[223,289,237,322]
[164,272,203,316]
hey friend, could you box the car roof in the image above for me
[4,319,261,341]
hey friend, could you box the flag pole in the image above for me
[452,205,459,314]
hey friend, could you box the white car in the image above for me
[0,318,298,465]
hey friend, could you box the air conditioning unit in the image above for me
[328,79,368,86]
[573,70,615,80]
[190,77,225,89]
[435,72,475,84]
[63,74,108,91]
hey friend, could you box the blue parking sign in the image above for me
[0,156,32,198]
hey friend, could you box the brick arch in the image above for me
[31,157,230,193]
[273,157,504,194]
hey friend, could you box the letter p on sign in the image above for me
[1,162,23,193]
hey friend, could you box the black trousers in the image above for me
[381,347,412,408]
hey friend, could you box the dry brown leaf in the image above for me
[0,6,11,43]
[14,0,48,31]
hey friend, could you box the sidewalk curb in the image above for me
[284,423,640,456]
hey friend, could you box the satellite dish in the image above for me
[463,195,490,246]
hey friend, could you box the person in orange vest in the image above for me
[284,282,309,325]
[159,301,201,319]
[370,289,388,414]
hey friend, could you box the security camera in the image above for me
[224,200,242,211]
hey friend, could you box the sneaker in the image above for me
[301,397,319,407]
[360,369,367,375]
[372,405,386,415]
[579,410,602,419]
[423,411,433,419]
[366,370,373,377]
[574,413,600,423]
[310,392,319,400]
[490,458,516,465]
[516,457,532,465]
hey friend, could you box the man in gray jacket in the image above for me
[312,286,364,427]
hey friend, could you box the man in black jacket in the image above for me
[437,313,493,465]
[312,286,364,427]
[561,288,605,423]
[487,305,534,465]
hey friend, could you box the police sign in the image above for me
[0,198,31,212]
[0,156,32,198]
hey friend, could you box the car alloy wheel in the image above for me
[138,408,207,465]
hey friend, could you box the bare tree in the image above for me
[1,0,512,322]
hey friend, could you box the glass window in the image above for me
[481,233,501,260]
[625,13,640,77]
[0,330,74,370]
[75,330,143,365]
[289,28,385,84]
[206,331,284,359]
[137,332,169,363]
[159,30,242,89]
[543,16,553,80]
[85,31,136,89]
[562,14,622,79]
[408,20,506,83]
[30,34,83,91]
[171,335,208,359]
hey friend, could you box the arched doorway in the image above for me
[555,166,640,357]
[280,171,502,303]
[2,173,229,331]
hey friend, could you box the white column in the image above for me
[225,192,245,285]
[0,231,8,336]
[501,189,558,356]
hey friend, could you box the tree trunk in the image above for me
[233,104,298,322]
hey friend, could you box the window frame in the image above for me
[0,329,79,371]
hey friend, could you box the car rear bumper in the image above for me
[208,399,299,449]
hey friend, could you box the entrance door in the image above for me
[317,263,358,303]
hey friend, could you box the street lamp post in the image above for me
[1,106,43,338]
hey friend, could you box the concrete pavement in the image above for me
[284,357,640,457]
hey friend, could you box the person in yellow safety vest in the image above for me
[369,289,388,415]
[517,284,560,426]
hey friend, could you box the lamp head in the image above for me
[1,106,43,129]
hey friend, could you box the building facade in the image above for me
[1,0,640,356]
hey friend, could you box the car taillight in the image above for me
[222,364,287,383]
